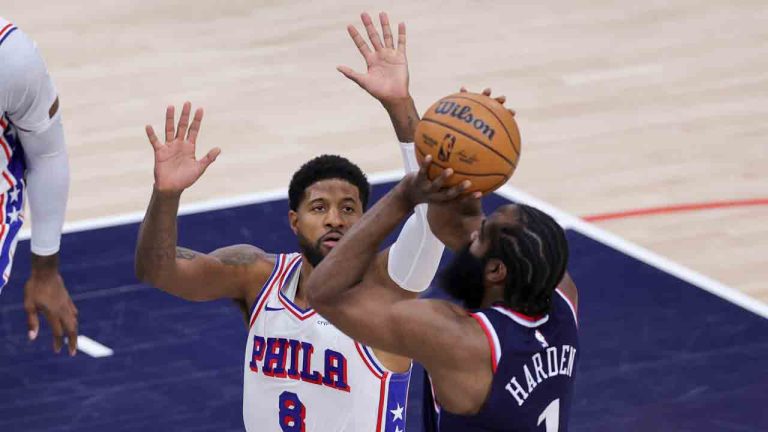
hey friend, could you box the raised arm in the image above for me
[134,103,270,303]
[307,165,493,412]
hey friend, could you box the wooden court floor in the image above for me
[3,0,767,302]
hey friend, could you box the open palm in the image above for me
[338,12,409,105]
[145,102,220,194]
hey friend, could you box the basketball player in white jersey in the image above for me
[0,17,77,356]
[135,12,458,431]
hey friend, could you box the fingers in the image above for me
[397,22,406,54]
[494,95,506,104]
[62,309,78,356]
[45,310,64,354]
[482,88,492,96]
[361,12,384,51]
[429,166,454,191]
[25,303,39,341]
[347,25,372,61]
[187,108,204,144]
[164,105,175,143]
[442,180,472,200]
[380,12,394,49]
[460,86,468,93]
[176,101,192,140]
[198,147,221,173]
[145,125,162,150]
[337,65,365,86]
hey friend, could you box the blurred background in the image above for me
[1,1,766,431]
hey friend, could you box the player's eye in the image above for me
[342,206,356,214]
[311,205,326,213]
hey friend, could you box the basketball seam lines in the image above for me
[415,146,509,177]
[420,118,517,168]
[447,95,520,158]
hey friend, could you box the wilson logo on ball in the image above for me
[434,101,496,140]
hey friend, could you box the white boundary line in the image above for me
[77,335,114,358]
[18,169,768,320]
[495,185,768,319]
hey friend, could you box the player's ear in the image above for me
[484,258,507,284]
[288,210,299,235]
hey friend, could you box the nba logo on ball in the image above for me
[415,92,521,194]
[438,133,456,162]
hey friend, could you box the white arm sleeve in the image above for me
[1,26,69,256]
[20,116,69,256]
[387,142,445,292]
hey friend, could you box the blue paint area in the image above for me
[0,182,766,431]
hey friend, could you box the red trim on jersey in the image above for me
[2,172,15,189]
[0,117,8,129]
[0,23,13,38]
[275,257,315,320]
[470,313,498,373]
[0,136,11,161]
[495,305,545,322]
[0,194,7,242]
[375,372,389,432]
[249,255,288,328]
[354,341,384,379]
[555,288,578,326]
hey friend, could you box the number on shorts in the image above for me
[537,398,560,432]
[278,391,306,432]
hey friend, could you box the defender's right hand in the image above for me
[145,102,221,195]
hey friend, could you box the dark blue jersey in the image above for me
[425,289,579,432]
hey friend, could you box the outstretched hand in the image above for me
[145,102,221,195]
[338,12,409,106]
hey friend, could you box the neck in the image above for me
[292,255,315,309]
[479,284,505,309]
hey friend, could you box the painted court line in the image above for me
[582,198,768,222]
[495,185,768,320]
[77,335,114,358]
[17,169,767,323]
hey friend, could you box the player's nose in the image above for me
[324,207,344,228]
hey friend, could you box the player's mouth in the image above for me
[320,232,343,250]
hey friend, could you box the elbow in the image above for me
[134,257,163,287]
[134,260,155,285]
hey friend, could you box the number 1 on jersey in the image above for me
[537,398,560,432]
[279,391,306,432]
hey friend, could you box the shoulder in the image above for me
[556,272,578,314]
[210,244,280,278]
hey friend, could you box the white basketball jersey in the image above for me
[244,253,411,432]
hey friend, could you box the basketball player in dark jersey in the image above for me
[306,151,579,431]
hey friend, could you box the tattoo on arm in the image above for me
[218,249,262,267]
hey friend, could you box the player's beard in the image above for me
[439,245,486,310]
[297,232,327,267]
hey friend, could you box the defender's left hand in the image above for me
[338,12,409,107]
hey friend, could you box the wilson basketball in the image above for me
[415,92,521,194]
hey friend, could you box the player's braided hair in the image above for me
[489,204,569,316]
[288,155,370,211]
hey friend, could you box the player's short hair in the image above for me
[288,155,370,211]
[490,204,569,316]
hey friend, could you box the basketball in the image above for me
[415,92,521,194]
